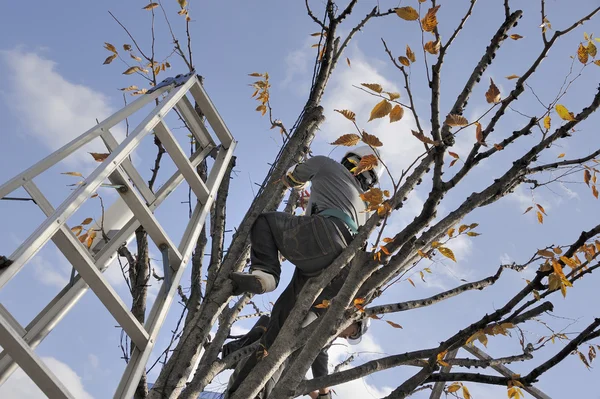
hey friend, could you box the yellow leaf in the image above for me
[248,72,263,77]
[418,249,429,258]
[431,242,441,248]
[361,83,383,93]
[421,5,440,33]
[314,300,330,309]
[330,134,361,147]
[395,6,419,21]
[334,109,356,122]
[467,231,481,237]
[383,237,394,243]
[130,53,142,62]
[408,278,415,287]
[347,57,351,67]
[119,85,139,92]
[436,350,450,367]
[494,143,504,151]
[411,130,440,146]
[587,41,597,57]
[389,105,405,123]
[123,66,141,75]
[424,39,441,55]
[578,43,589,64]
[463,385,472,399]
[406,45,416,63]
[386,320,403,329]
[447,383,461,393]
[89,152,110,162]
[78,233,88,243]
[556,104,575,121]
[380,245,391,256]
[448,151,459,159]
[256,104,267,116]
[593,185,599,199]
[506,74,520,80]
[556,153,565,158]
[103,54,117,65]
[553,247,563,254]
[361,132,383,147]
[584,170,591,186]
[82,218,93,225]
[122,44,132,51]
[369,99,393,121]
[383,190,391,197]
[537,211,544,224]
[510,34,524,40]
[104,42,117,54]
[61,172,83,177]
[447,227,455,237]
[438,246,456,262]
[543,115,551,130]
[131,89,148,96]
[485,78,501,103]
[458,224,469,233]
[398,56,411,67]
[354,298,365,307]
[445,114,469,127]
[71,226,83,236]
[178,0,187,8]
[537,249,555,258]
[86,231,97,249]
[386,92,400,101]
[560,256,577,268]
[142,3,159,10]
[352,155,379,176]
[475,122,487,146]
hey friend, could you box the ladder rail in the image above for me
[114,143,235,399]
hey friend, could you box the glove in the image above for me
[318,392,332,399]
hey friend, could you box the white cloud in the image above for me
[0,356,94,399]
[0,49,120,166]
[30,250,71,289]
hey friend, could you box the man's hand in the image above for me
[308,389,331,399]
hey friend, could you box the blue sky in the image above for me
[0,1,599,398]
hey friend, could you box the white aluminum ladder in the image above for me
[0,72,236,398]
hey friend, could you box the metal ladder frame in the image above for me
[0,72,236,398]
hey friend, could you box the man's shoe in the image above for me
[231,272,266,295]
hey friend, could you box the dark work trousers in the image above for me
[228,212,353,396]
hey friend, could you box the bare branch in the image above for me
[527,149,600,174]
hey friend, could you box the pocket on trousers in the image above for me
[282,216,334,261]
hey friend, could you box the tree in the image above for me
[99,1,600,398]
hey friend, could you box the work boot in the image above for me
[230,270,276,295]
[0,256,13,269]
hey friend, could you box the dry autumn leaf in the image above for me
[445,114,469,127]
[386,320,403,329]
[544,115,551,130]
[407,278,415,287]
[389,105,404,122]
[369,99,393,121]
[89,152,110,162]
[395,6,419,21]
[537,211,544,224]
[437,350,450,367]
[331,134,361,146]
[361,132,383,147]
[510,34,524,40]
[406,45,416,63]
[421,5,440,32]
[352,154,379,175]
[386,92,400,101]
[82,218,93,225]
[103,54,117,65]
[584,170,592,186]
[86,231,97,249]
[398,56,411,67]
[587,41,597,57]
[556,104,575,121]
[130,53,142,62]
[447,383,461,393]
[123,66,141,75]
[438,246,456,262]
[537,249,555,258]
[314,300,330,309]
[347,57,351,67]
[361,83,383,93]
[578,43,589,64]
[506,74,520,80]
[334,109,356,122]
[424,39,441,54]
[593,185,599,199]
[120,85,139,92]
[71,226,83,236]
[485,78,501,103]
[142,2,159,10]
[61,172,83,177]
[463,385,472,399]
[104,42,117,54]
[475,122,487,146]
[412,130,440,146]
[536,203,547,215]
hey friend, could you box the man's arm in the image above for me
[281,156,329,189]
[308,348,331,399]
